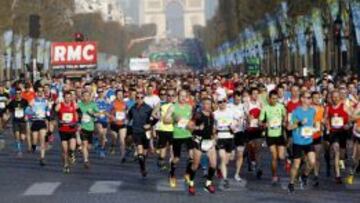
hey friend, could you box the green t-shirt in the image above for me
[172,103,192,139]
[78,101,99,131]
[259,103,285,137]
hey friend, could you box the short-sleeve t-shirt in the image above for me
[291,107,316,145]
[259,103,286,137]
[78,101,99,131]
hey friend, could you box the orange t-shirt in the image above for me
[21,91,36,104]
[313,105,324,139]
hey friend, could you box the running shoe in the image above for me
[204,183,216,194]
[169,176,177,188]
[346,175,354,185]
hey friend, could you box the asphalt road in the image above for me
[0,126,359,203]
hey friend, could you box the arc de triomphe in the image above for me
[139,0,206,39]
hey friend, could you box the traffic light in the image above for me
[74,32,84,42]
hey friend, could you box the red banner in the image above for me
[51,41,97,65]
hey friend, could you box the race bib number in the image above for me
[115,112,125,121]
[219,118,231,127]
[331,117,344,128]
[99,111,106,118]
[62,113,73,123]
[250,119,259,128]
[301,127,314,138]
[269,118,281,129]
[201,140,214,151]
[15,108,24,118]
[177,119,189,129]
[0,102,5,109]
[82,114,91,123]
[36,109,46,118]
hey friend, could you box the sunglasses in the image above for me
[136,96,144,99]
[168,94,175,97]
[218,100,226,103]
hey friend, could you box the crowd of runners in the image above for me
[0,71,360,195]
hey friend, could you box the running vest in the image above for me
[58,102,77,133]
[173,102,192,139]
[327,103,349,132]
[157,103,174,132]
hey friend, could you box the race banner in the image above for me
[51,41,97,65]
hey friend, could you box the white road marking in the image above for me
[23,182,61,196]
[89,181,122,194]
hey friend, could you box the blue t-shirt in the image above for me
[26,97,49,120]
[95,98,110,122]
[291,106,316,145]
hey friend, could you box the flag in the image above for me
[14,35,22,70]
[351,1,360,45]
[24,38,32,64]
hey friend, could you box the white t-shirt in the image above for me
[228,103,245,133]
[144,95,160,109]
[214,108,235,139]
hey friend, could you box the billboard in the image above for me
[51,41,97,65]
[129,58,150,71]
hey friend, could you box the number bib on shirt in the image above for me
[0,102,5,109]
[201,140,214,151]
[331,117,344,128]
[99,111,106,118]
[36,109,46,118]
[250,119,259,128]
[269,118,281,129]
[62,113,73,123]
[218,118,231,127]
[177,119,189,129]
[15,108,24,118]
[301,127,314,138]
[82,114,91,123]
[115,112,125,121]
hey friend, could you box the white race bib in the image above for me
[99,111,106,118]
[115,112,125,121]
[177,119,189,129]
[218,118,231,127]
[201,140,214,151]
[82,114,91,123]
[36,109,46,118]
[0,102,5,109]
[15,108,24,118]
[301,127,314,138]
[331,117,344,128]
[62,113,73,123]
[269,118,281,129]
[250,119,259,128]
